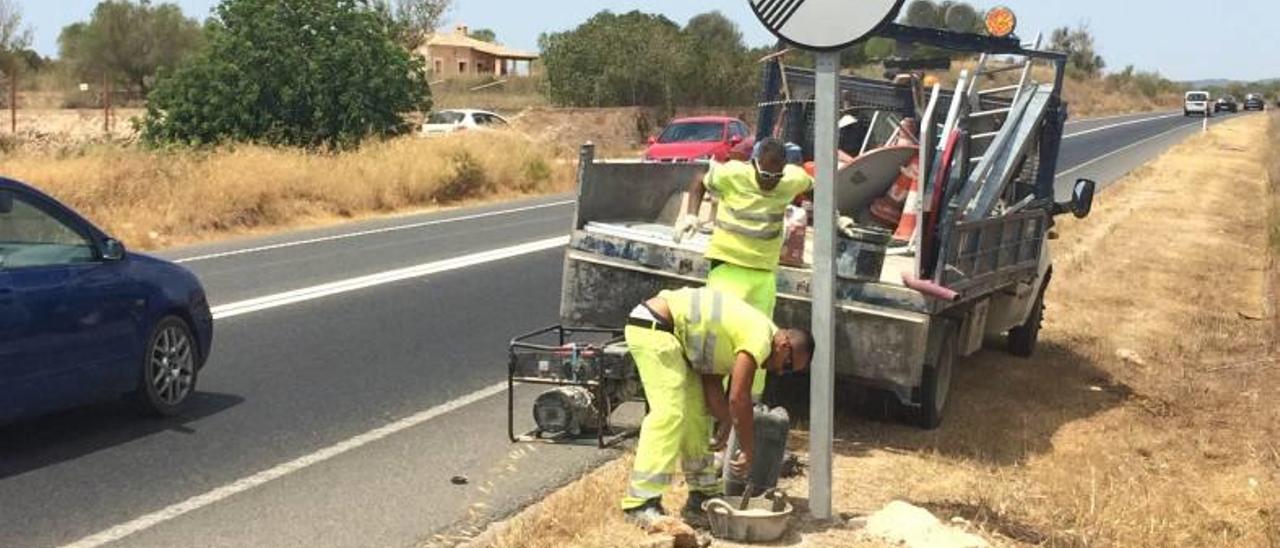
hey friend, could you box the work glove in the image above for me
[673,214,699,244]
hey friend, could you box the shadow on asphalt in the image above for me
[0,391,243,479]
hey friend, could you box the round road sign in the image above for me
[750,0,906,51]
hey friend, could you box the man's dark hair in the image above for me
[792,328,816,361]
[756,137,787,165]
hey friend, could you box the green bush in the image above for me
[436,149,489,202]
[141,0,431,149]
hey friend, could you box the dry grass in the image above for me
[480,116,1279,548]
[941,60,1181,118]
[0,131,572,250]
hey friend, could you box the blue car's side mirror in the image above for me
[0,190,12,214]
[102,238,126,261]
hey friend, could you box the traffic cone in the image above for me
[869,156,919,231]
[890,163,922,245]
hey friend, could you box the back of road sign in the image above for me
[750,0,905,51]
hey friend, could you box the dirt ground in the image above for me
[471,114,1279,548]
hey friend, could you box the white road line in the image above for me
[58,238,571,547]
[1056,117,1204,178]
[210,236,569,319]
[1062,113,1181,139]
[58,382,508,548]
[1063,111,1173,126]
[174,200,574,264]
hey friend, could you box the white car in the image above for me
[1184,91,1212,118]
[421,109,509,136]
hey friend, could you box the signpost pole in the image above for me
[809,50,839,522]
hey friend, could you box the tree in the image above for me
[540,11,687,108]
[1049,23,1105,78]
[381,0,451,50]
[141,0,431,148]
[0,0,32,73]
[468,28,496,43]
[679,12,755,106]
[58,1,204,96]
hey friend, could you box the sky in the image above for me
[16,0,1280,83]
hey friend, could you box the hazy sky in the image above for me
[17,0,1279,82]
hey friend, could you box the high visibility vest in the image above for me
[704,161,812,271]
[661,288,776,376]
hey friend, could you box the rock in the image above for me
[1115,348,1147,366]
[649,517,699,548]
[450,475,469,485]
[862,501,989,548]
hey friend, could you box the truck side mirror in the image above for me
[647,136,657,146]
[730,134,744,145]
[1070,178,1096,219]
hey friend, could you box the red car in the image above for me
[644,116,753,163]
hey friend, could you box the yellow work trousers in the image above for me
[707,262,776,398]
[621,325,721,511]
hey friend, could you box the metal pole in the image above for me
[9,71,15,134]
[809,50,839,522]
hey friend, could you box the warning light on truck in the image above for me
[985,6,1017,38]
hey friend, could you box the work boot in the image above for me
[681,492,714,529]
[623,499,667,531]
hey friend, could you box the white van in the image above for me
[1184,91,1212,117]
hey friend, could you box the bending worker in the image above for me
[621,287,814,528]
[674,138,814,398]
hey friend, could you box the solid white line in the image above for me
[1063,111,1174,126]
[210,236,569,319]
[1056,117,1203,178]
[58,382,508,548]
[174,200,574,264]
[1062,113,1181,140]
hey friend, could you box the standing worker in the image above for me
[621,287,814,528]
[674,138,814,398]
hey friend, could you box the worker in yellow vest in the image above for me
[674,138,814,398]
[621,287,814,528]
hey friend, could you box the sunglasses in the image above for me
[753,159,785,181]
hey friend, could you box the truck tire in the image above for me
[1007,286,1046,357]
[917,327,957,430]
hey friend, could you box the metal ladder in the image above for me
[964,33,1045,154]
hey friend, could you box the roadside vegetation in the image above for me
[478,116,1279,548]
[0,132,569,249]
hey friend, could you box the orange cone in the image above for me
[891,163,922,244]
[869,155,919,231]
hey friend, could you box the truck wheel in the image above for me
[917,328,957,430]
[1007,288,1045,357]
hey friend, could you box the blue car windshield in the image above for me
[659,122,724,144]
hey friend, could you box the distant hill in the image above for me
[1183,78,1280,89]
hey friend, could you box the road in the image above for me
[0,110,1248,548]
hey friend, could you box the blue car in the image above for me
[0,178,213,424]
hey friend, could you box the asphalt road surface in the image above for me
[0,111,1249,548]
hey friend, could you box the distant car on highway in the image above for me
[1184,91,1213,117]
[0,178,213,425]
[1244,93,1267,111]
[1214,96,1239,113]
[643,116,753,163]
[421,109,510,136]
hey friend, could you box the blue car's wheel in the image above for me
[136,316,199,417]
